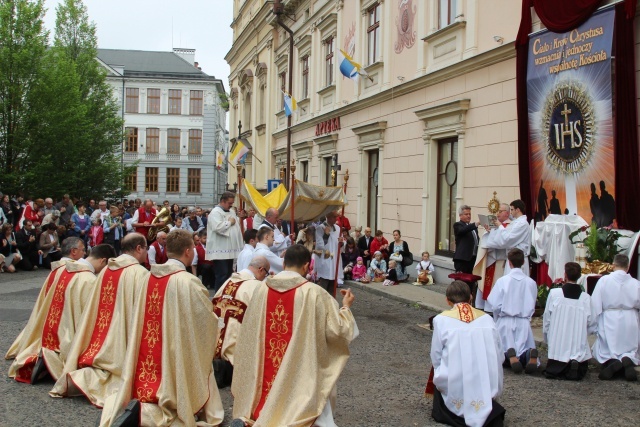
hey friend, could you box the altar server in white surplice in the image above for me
[487,248,539,375]
[482,199,531,277]
[431,280,505,427]
[542,262,597,381]
[591,254,640,381]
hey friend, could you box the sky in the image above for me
[43,0,234,88]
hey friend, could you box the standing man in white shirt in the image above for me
[314,211,343,295]
[236,229,258,272]
[252,227,284,274]
[258,208,293,256]
[206,192,243,291]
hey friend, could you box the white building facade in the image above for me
[98,48,228,209]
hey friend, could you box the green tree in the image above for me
[52,0,129,200]
[0,0,48,194]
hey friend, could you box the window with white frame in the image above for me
[301,56,309,99]
[367,3,381,65]
[324,38,334,86]
[439,0,457,29]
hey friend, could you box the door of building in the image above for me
[367,149,379,231]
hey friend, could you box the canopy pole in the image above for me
[237,162,245,235]
[333,169,349,297]
[290,159,296,243]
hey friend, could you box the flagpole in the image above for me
[237,162,245,235]
[274,4,294,190]
[290,159,296,245]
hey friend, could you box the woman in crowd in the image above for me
[1,194,14,226]
[370,230,390,260]
[171,203,181,221]
[1,223,22,273]
[39,223,62,269]
[390,229,410,281]
[103,206,124,255]
[71,202,91,244]
[342,237,360,280]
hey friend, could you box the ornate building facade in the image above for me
[226,0,635,278]
[99,48,228,209]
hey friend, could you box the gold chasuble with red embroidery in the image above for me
[5,260,70,361]
[8,260,96,383]
[98,261,224,427]
[50,255,149,407]
[212,271,263,365]
[232,270,356,427]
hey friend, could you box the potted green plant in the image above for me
[568,222,627,273]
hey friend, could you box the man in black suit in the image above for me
[15,220,42,271]
[357,227,373,266]
[453,205,480,274]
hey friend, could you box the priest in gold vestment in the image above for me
[473,203,511,311]
[212,256,270,389]
[8,242,114,384]
[99,229,224,427]
[231,244,358,427]
[4,237,86,361]
[50,233,150,406]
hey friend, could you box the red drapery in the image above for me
[516,0,640,232]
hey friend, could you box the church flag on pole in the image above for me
[283,91,297,117]
[229,139,249,164]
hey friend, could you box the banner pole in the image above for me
[333,170,349,297]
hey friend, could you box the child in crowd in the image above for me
[88,218,103,250]
[352,256,367,281]
[383,260,399,286]
[415,251,435,285]
[306,256,317,283]
[368,251,387,282]
[487,248,538,374]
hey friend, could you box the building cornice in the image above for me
[272,43,516,139]
[225,3,273,65]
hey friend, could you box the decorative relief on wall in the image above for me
[343,21,356,57]
[394,0,417,54]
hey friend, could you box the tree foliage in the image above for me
[0,0,129,201]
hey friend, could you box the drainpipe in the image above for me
[273,0,294,189]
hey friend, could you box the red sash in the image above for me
[212,280,248,359]
[14,268,75,383]
[45,264,65,294]
[252,284,305,421]
[131,272,177,403]
[41,270,77,351]
[483,263,496,300]
[77,267,127,368]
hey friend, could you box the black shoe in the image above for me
[30,354,49,384]
[566,360,580,381]
[112,399,141,427]
[525,349,538,375]
[506,348,523,374]
[599,360,623,380]
[230,420,246,427]
[621,357,638,381]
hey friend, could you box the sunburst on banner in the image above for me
[540,81,596,175]
[527,56,614,220]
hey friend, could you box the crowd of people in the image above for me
[3,190,639,427]
[0,192,214,274]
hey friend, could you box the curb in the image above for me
[344,280,446,314]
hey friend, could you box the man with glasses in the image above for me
[482,199,531,278]
[9,243,115,384]
[474,203,512,311]
[5,237,85,362]
[212,255,271,389]
[51,233,150,406]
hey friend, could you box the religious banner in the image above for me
[527,8,615,226]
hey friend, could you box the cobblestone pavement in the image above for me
[1,270,639,426]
